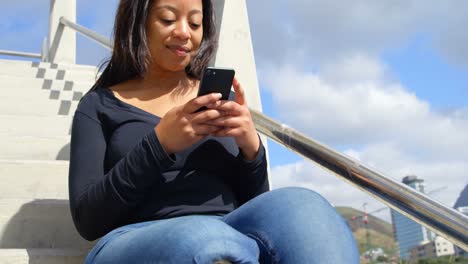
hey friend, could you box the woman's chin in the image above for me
[151,63,188,74]
[168,65,189,73]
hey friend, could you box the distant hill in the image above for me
[336,206,397,255]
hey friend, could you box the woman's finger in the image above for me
[193,124,222,135]
[191,108,224,123]
[212,100,243,116]
[212,127,239,137]
[183,93,222,113]
[207,116,242,128]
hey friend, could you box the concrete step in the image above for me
[0,68,97,83]
[0,248,87,264]
[0,115,72,138]
[0,199,94,250]
[0,135,70,160]
[0,96,80,117]
[0,75,93,95]
[0,160,69,200]
[0,59,99,74]
[0,75,89,117]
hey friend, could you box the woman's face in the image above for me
[147,0,204,73]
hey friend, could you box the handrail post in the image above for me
[41,37,49,62]
[48,0,76,64]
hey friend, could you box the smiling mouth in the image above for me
[167,45,190,56]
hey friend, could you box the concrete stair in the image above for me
[0,160,69,199]
[0,59,97,263]
[0,136,70,160]
[0,115,72,137]
[0,249,85,264]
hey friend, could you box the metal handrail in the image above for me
[0,50,42,59]
[250,109,468,250]
[59,17,112,50]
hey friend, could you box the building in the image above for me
[453,184,468,257]
[391,175,436,259]
[453,184,468,210]
[363,247,387,262]
[409,236,455,261]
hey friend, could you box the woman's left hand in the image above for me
[207,78,260,160]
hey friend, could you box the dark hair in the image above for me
[90,0,217,91]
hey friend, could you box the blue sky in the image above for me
[384,36,468,108]
[1,0,467,222]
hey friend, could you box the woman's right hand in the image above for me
[154,93,224,155]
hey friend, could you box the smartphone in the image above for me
[198,67,235,98]
[196,67,235,112]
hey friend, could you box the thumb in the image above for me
[233,77,246,105]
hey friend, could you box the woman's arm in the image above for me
[68,111,174,241]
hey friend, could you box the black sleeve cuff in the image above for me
[237,136,266,167]
[146,130,176,169]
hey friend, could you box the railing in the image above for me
[0,50,41,59]
[59,17,113,50]
[0,38,49,61]
[250,110,468,250]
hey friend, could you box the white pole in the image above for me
[49,0,76,64]
[213,0,262,112]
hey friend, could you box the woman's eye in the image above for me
[161,19,175,25]
[191,23,201,29]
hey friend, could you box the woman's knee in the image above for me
[258,187,332,212]
[225,186,344,238]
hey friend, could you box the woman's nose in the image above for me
[173,20,190,40]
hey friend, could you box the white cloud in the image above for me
[424,2,468,68]
[247,0,468,67]
[261,55,468,161]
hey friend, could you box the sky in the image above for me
[0,0,467,223]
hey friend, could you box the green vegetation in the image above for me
[336,207,467,263]
[400,256,468,263]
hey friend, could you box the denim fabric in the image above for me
[85,187,359,264]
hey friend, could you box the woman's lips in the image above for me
[167,45,190,56]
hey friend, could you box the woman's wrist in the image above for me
[154,125,172,155]
[239,135,260,161]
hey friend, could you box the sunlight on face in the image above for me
[147,0,204,73]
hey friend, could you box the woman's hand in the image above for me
[208,78,260,160]
[155,93,224,155]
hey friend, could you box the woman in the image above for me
[69,0,359,263]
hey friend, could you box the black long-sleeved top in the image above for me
[68,88,269,241]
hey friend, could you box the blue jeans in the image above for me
[85,187,359,263]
